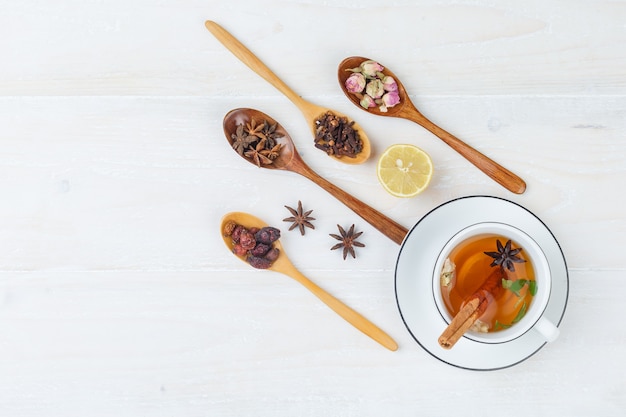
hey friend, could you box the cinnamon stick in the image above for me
[438,267,505,349]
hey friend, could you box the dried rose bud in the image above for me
[360,94,376,109]
[365,79,384,99]
[382,75,398,92]
[345,72,366,93]
[360,60,384,77]
[381,91,400,108]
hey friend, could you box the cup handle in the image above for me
[534,316,560,342]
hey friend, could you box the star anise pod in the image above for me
[231,124,256,155]
[246,118,264,138]
[261,143,283,161]
[283,201,315,235]
[484,239,526,272]
[244,139,273,167]
[330,224,365,260]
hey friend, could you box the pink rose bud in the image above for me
[365,79,384,99]
[360,60,384,77]
[382,91,400,108]
[382,76,398,92]
[360,94,376,109]
[345,72,366,93]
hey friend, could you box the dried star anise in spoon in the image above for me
[330,224,365,260]
[231,117,284,167]
[283,200,315,235]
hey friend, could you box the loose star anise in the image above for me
[330,224,365,260]
[484,239,526,272]
[283,201,315,235]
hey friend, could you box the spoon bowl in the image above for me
[338,56,526,194]
[206,21,370,164]
[220,211,398,351]
[223,108,408,245]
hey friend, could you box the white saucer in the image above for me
[395,195,569,370]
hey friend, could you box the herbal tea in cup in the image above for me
[433,222,559,348]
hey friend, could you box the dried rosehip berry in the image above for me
[248,255,272,269]
[248,227,260,235]
[231,225,245,243]
[231,243,247,257]
[239,230,256,250]
[255,227,281,244]
[250,242,271,257]
[223,220,237,237]
[264,247,280,262]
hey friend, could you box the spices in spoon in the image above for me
[224,220,281,269]
[231,118,284,167]
[314,111,363,158]
[344,59,400,112]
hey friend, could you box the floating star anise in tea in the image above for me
[484,239,526,272]
[283,201,315,236]
[231,118,284,167]
[329,224,365,260]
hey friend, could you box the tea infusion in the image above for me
[440,234,537,333]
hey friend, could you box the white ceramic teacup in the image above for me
[432,222,559,344]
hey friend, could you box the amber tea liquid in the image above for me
[440,233,536,333]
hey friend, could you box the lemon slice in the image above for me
[376,144,433,197]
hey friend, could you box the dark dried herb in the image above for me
[232,118,283,166]
[283,200,315,235]
[314,111,363,158]
[330,224,365,260]
[484,239,526,272]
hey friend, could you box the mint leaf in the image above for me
[508,279,528,297]
[495,320,512,330]
[512,302,527,324]
[501,279,513,289]
[528,280,538,296]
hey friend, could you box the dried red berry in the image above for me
[264,247,280,262]
[239,230,256,250]
[250,242,271,257]
[255,227,281,244]
[232,243,247,257]
[231,225,245,243]
[248,256,272,269]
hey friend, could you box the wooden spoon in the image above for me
[224,108,408,245]
[220,212,398,351]
[205,20,371,164]
[338,56,526,194]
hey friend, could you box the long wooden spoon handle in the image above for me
[285,266,398,351]
[409,112,526,194]
[297,164,408,245]
[205,20,304,106]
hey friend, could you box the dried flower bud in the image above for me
[360,94,376,109]
[365,79,385,99]
[382,91,400,108]
[360,60,384,77]
[382,76,398,92]
[345,72,366,93]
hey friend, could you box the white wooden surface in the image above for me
[1,1,625,415]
